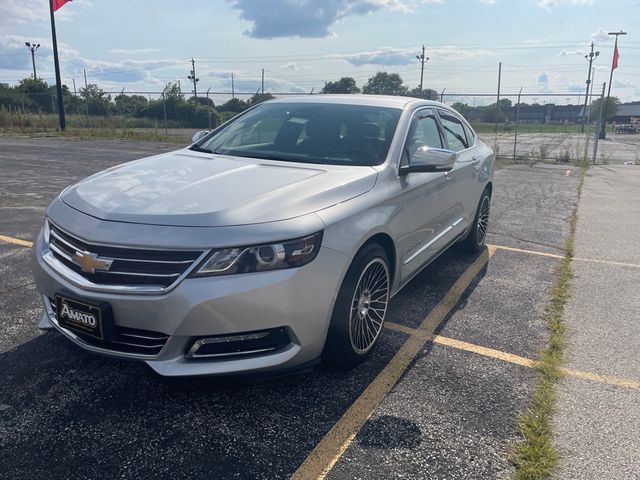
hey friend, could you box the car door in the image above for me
[395,108,461,284]
[436,108,479,231]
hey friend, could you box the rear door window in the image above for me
[437,110,469,152]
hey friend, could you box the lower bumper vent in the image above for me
[47,297,169,356]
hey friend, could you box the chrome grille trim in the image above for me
[43,220,208,294]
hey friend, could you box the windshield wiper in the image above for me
[189,145,213,153]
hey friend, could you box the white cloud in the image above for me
[536,0,591,10]
[0,0,92,31]
[613,78,636,89]
[108,48,163,55]
[557,49,585,56]
[330,46,493,66]
[592,27,614,43]
[280,62,312,71]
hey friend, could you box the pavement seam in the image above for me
[489,243,640,268]
[385,322,640,392]
[290,246,496,480]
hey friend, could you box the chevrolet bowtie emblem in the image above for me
[71,251,113,274]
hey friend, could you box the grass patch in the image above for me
[509,165,586,479]
[1,127,190,144]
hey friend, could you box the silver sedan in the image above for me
[32,95,494,376]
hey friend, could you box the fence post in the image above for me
[592,82,606,165]
[121,88,126,128]
[513,87,522,160]
[162,93,168,137]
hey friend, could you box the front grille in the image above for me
[47,222,204,290]
[47,297,169,356]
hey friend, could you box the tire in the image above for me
[459,188,491,254]
[322,243,391,369]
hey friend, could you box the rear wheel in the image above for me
[322,244,390,368]
[459,189,491,253]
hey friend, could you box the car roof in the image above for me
[267,94,445,110]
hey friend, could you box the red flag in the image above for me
[52,0,71,12]
[612,45,619,70]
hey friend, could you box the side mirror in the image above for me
[191,130,210,144]
[401,146,457,174]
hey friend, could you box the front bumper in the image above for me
[33,230,349,376]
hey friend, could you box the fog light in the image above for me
[186,327,291,359]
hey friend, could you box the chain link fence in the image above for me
[1,88,638,165]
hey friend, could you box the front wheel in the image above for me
[322,244,390,369]
[459,189,491,253]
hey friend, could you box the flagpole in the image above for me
[599,30,627,139]
[49,0,66,130]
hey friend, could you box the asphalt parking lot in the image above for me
[0,136,581,479]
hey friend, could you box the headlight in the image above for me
[191,231,323,277]
[43,219,50,244]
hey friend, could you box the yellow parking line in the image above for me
[489,244,640,268]
[290,246,497,480]
[0,235,33,248]
[386,322,640,392]
[488,244,565,260]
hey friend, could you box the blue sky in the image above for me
[0,0,638,104]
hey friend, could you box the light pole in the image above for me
[24,42,40,80]
[581,41,599,133]
[599,30,627,139]
[416,45,429,94]
[187,58,199,99]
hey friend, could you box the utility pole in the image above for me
[581,41,599,133]
[261,68,265,94]
[586,66,596,124]
[24,42,40,79]
[416,45,429,92]
[440,88,446,103]
[231,72,235,99]
[188,58,199,99]
[72,78,76,96]
[83,69,88,90]
[600,30,627,139]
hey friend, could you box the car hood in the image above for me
[60,149,378,227]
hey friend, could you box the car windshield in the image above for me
[197,102,402,166]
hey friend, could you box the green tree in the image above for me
[114,94,148,117]
[451,102,472,117]
[219,97,248,113]
[248,92,275,106]
[408,87,439,100]
[362,72,408,96]
[190,96,215,107]
[321,77,360,94]
[14,77,53,112]
[479,104,506,123]
[80,84,111,115]
[498,98,512,109]
[590,96,621,122]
